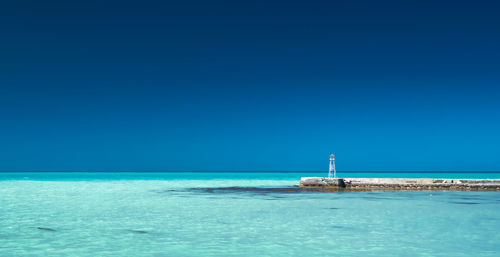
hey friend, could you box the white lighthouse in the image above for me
[328,154,336,178]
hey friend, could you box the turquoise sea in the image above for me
[1,172,499,256]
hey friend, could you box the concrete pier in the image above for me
[300,177,500,191]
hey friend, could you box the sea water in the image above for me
[0,172,499,256]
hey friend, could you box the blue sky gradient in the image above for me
[1,0,499,171]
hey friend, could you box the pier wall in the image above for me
[300,177,500,191]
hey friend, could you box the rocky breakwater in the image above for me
[299,177,500,191]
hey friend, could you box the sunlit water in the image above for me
[1,172,499,256]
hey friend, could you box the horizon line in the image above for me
[1,170,500,173]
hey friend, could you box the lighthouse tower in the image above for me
[328,154,336,178]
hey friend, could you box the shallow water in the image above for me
[0,172,499,256]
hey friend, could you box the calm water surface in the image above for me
[0,172,499,256]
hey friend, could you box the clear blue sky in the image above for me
[0,0,499,171]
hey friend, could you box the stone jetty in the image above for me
[300,177,500,191]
